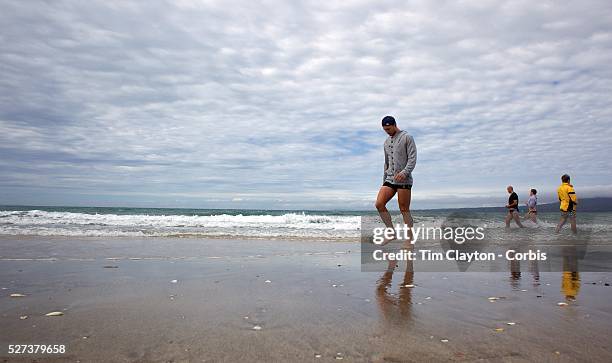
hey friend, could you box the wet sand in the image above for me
[1,236,612,362]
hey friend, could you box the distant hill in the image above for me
[535,197,612,212]
[428,197,612,213]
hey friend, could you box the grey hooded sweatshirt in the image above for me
[383,130,417,185]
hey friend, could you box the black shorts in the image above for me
[383,181,412,190]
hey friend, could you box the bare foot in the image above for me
[379,233,397,246]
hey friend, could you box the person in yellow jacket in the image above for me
[555,174,578,234]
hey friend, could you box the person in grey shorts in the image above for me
[525,188,538,223]
[374,116,417,246]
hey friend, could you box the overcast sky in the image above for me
[1,0,611,210]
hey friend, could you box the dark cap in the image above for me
[381,115,396,126]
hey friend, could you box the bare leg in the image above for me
[386,259,398,271]
[512,211,524,228]
[556,215,568,233]
[570,215,577,234]
[375,186,397,245]
[397,189,414,249]
[505,212,512,228]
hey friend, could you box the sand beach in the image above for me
[1,236,611,362]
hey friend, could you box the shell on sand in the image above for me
[45,311,64,316]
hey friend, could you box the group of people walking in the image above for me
[505,174,578,233]
[373,115,580,242]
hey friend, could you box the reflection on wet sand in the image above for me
[376,256,414,328]
[508,244,542,289]
[562,271,580,300]
[562,244,582,300]
[510,259,541,287]
[507,241,583,301]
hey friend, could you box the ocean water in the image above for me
[0,206,361,239]
[0,205,611,242]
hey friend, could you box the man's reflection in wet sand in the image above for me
[508,243,541,288]
[509,255,521,289]
[375,249,414,328]
[561,244,581,301]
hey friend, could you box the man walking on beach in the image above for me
[556,174,578,234]
[505,186,524,228]
[374,116,417,246]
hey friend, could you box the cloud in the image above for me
[1,0,611,209]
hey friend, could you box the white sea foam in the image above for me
[0,210,362,238]
[1,210,610,240]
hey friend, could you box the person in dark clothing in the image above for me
[505,185,524,228]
